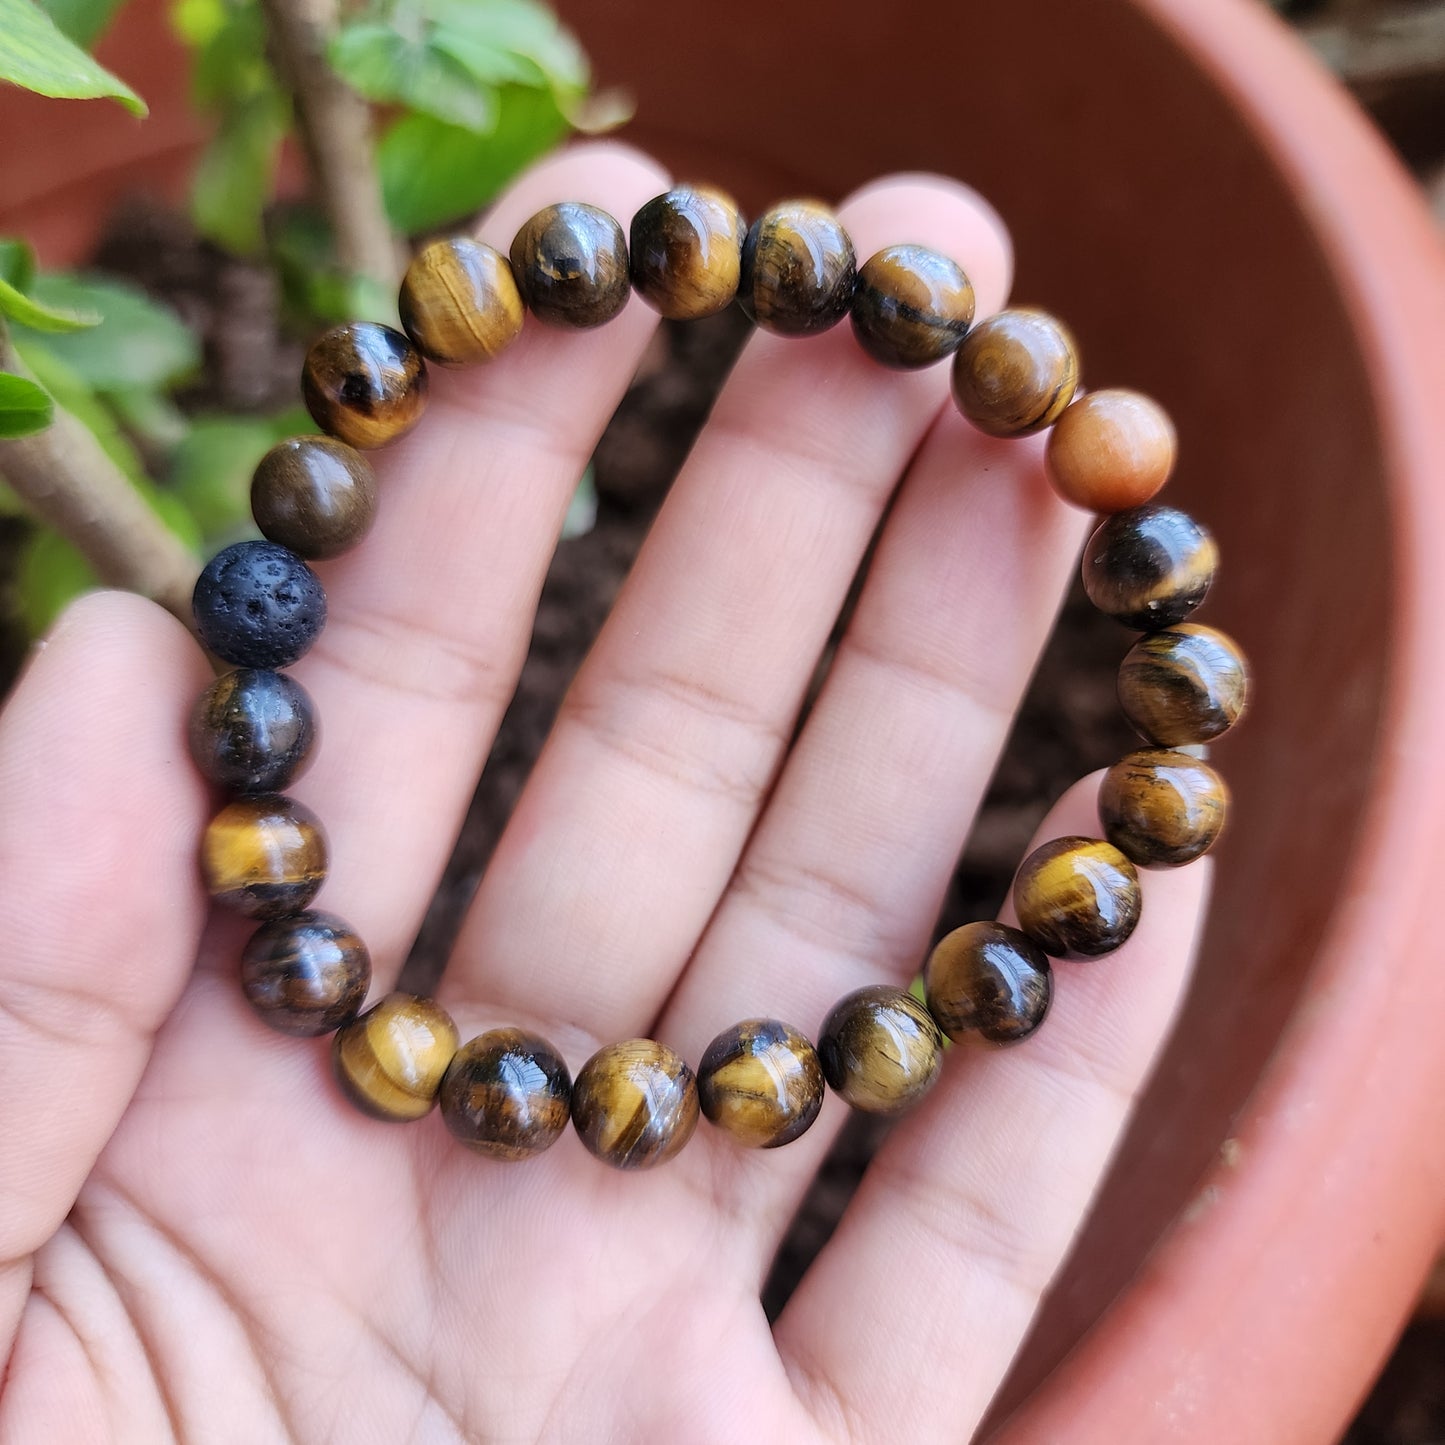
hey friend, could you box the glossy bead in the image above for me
[697,1019,824,1149]
[301,322,428,449]
[439,1028,572,1160]
[240,909,369,1036]
[1046,389,1177,512]
[851,244,975,368]
[333,993,459,1121]
[1117,623,1249,745]
[188,668,317,794]
[950,308,1079,437]
[571,1039,699,1170]
[1100,748,1229,868]
[509,202,630,329]
[817,985,943,1116]
[250,435,378,560]
[398,237,525,366]
[1014,836,1141,958]
[739,200,856,336]
[629,184,745,320]
[923,921,1052,1045]
[201,793,327,919]
[192,540,326,670]
[1082,505,1218,630]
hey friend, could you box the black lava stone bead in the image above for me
[192,541,327,669]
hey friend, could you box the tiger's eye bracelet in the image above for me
[187,185,1247,1170]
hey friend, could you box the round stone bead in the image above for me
[510,202,630,329]
[333,993,460,1121]
[923,921,1052,1045]
[629,184,745,321]
[301,322,428,449]
[192,540,326,670]
[571,1039,699,1170]
[697,1019,824,1149]
[851,244,975,368]
[399,237,525,366]
[240,909,369,1036]
[950,308,1079,437]
[188,668,317,794]
[1100,748,1230,868]
[201,793,327,919]
[1117,623,1249,746]
[1082,505,1218,631]
[250,436,378,561]
[439,1028,572,1160]
[817,985,943,1116]
[1046,389,1177,512]
[1014,836,1141,959]
[739,200,856,336]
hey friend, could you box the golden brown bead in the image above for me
[571,1039,699,1170]
[188,668,316,795]
[332,993,459,1121]
[301,322,428,450]
[1082,505,1218,631]
[240,909,369,1036]
[510,202,630,329]
[399,237,525,366]
[739,200,856,336]
[629,185,745,321]
[817,985,943,1116]
[1046,389,1177,512]
[1014,836,1141,958]
[1100,748,1229,868]
[439,1028,572,1159]
[251,436,378,560]
[851,244,975,368]
[923,922,1052,1045]
[697,1019,824,1149]
[201,793,327,919]
[950,308,1079,437]
[1117,623,1249,746]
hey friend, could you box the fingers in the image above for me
[774,775,1211,1445]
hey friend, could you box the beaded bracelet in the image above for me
[187,185,1247,1169]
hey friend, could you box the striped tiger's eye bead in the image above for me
[951,308,1079,437]
[629,185,745,320]
[1046,389,1177,512]
[697,1019,824,1149]
[399,237,525,366]
[440,1028,572,1160]
[1100,748,1229,868]
[510,202,630,329]
[201,794,327,919]
[1014,836,1141,958]
[251,436,378,561]
[192,540,326,671]
[851,244,975,368]
[240,909,369,1036]
[818,985,943,1116]
[333,993,459,1121]
[189,668,316,795]
[301,322,428,449]
[1083,505,1218,631]
[572,1039,699,1170]
[923,921,1052,1045]
[1118,623,1249,746]
[739,200,856,336]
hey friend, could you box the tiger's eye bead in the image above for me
[817,985,943,1116]
[510,202,630,329]
[1100,748,1230,868]
[1046,389,1177,512]
[201,794,327,919]
[1118,623,1249,745]
[188,668,317,794]
[739,200,856,336]
[192,540,326,670]
[1014,836,1141,958]
[951,308,1079,436]
[333,993,460,1121]
[851,244,975,368]
[1082,505,1218,630]
[250,436,378,560]
[697,1019,824,1149]
[923,922,1052,1045]
[240,909,369,1036]
[439,1028,572,1160]
[398,237,525,366]
[572,1039,699,1170]
[629,185,745,320]
[301,322,428,449]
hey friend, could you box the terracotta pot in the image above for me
[4,0,1445,1439]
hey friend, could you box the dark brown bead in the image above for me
[301,322,428,450]
[240,909,369,1037]
[332,993,459,1121]
[851,244,975,368]
[1014,836,1141,958]
[697,1019,824,1149]
[629,185,745,321]
[739,200,856,336]
[817,985,943,1116]
[950,307,1079,437]
[509,202,630,329]
[201,794,327,919]
[250,436,378,560]
[189,668,317,795]
[923,922,1052,1045]
[1100,748,1230,868]
[1047,389,1177,512]
[571,1039,698,1170]
[1082,505,1218,630]
[1117,623,1249,746]
[439,1028,572,1160]
[399,237,525,366]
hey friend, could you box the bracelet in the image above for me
[187,185,1247,1170]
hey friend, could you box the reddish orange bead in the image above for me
[1045,389,1177,512]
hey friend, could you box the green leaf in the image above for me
[191,86,287,254]
[0,239,35,292]
[0,372,53,437]
[0,0,145,113]
[16,527,97,635]
[39,0,127,49]
[330,21,496,132]
[424,0,588,92]
[184,0,271,107]
[0,272,100,332]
